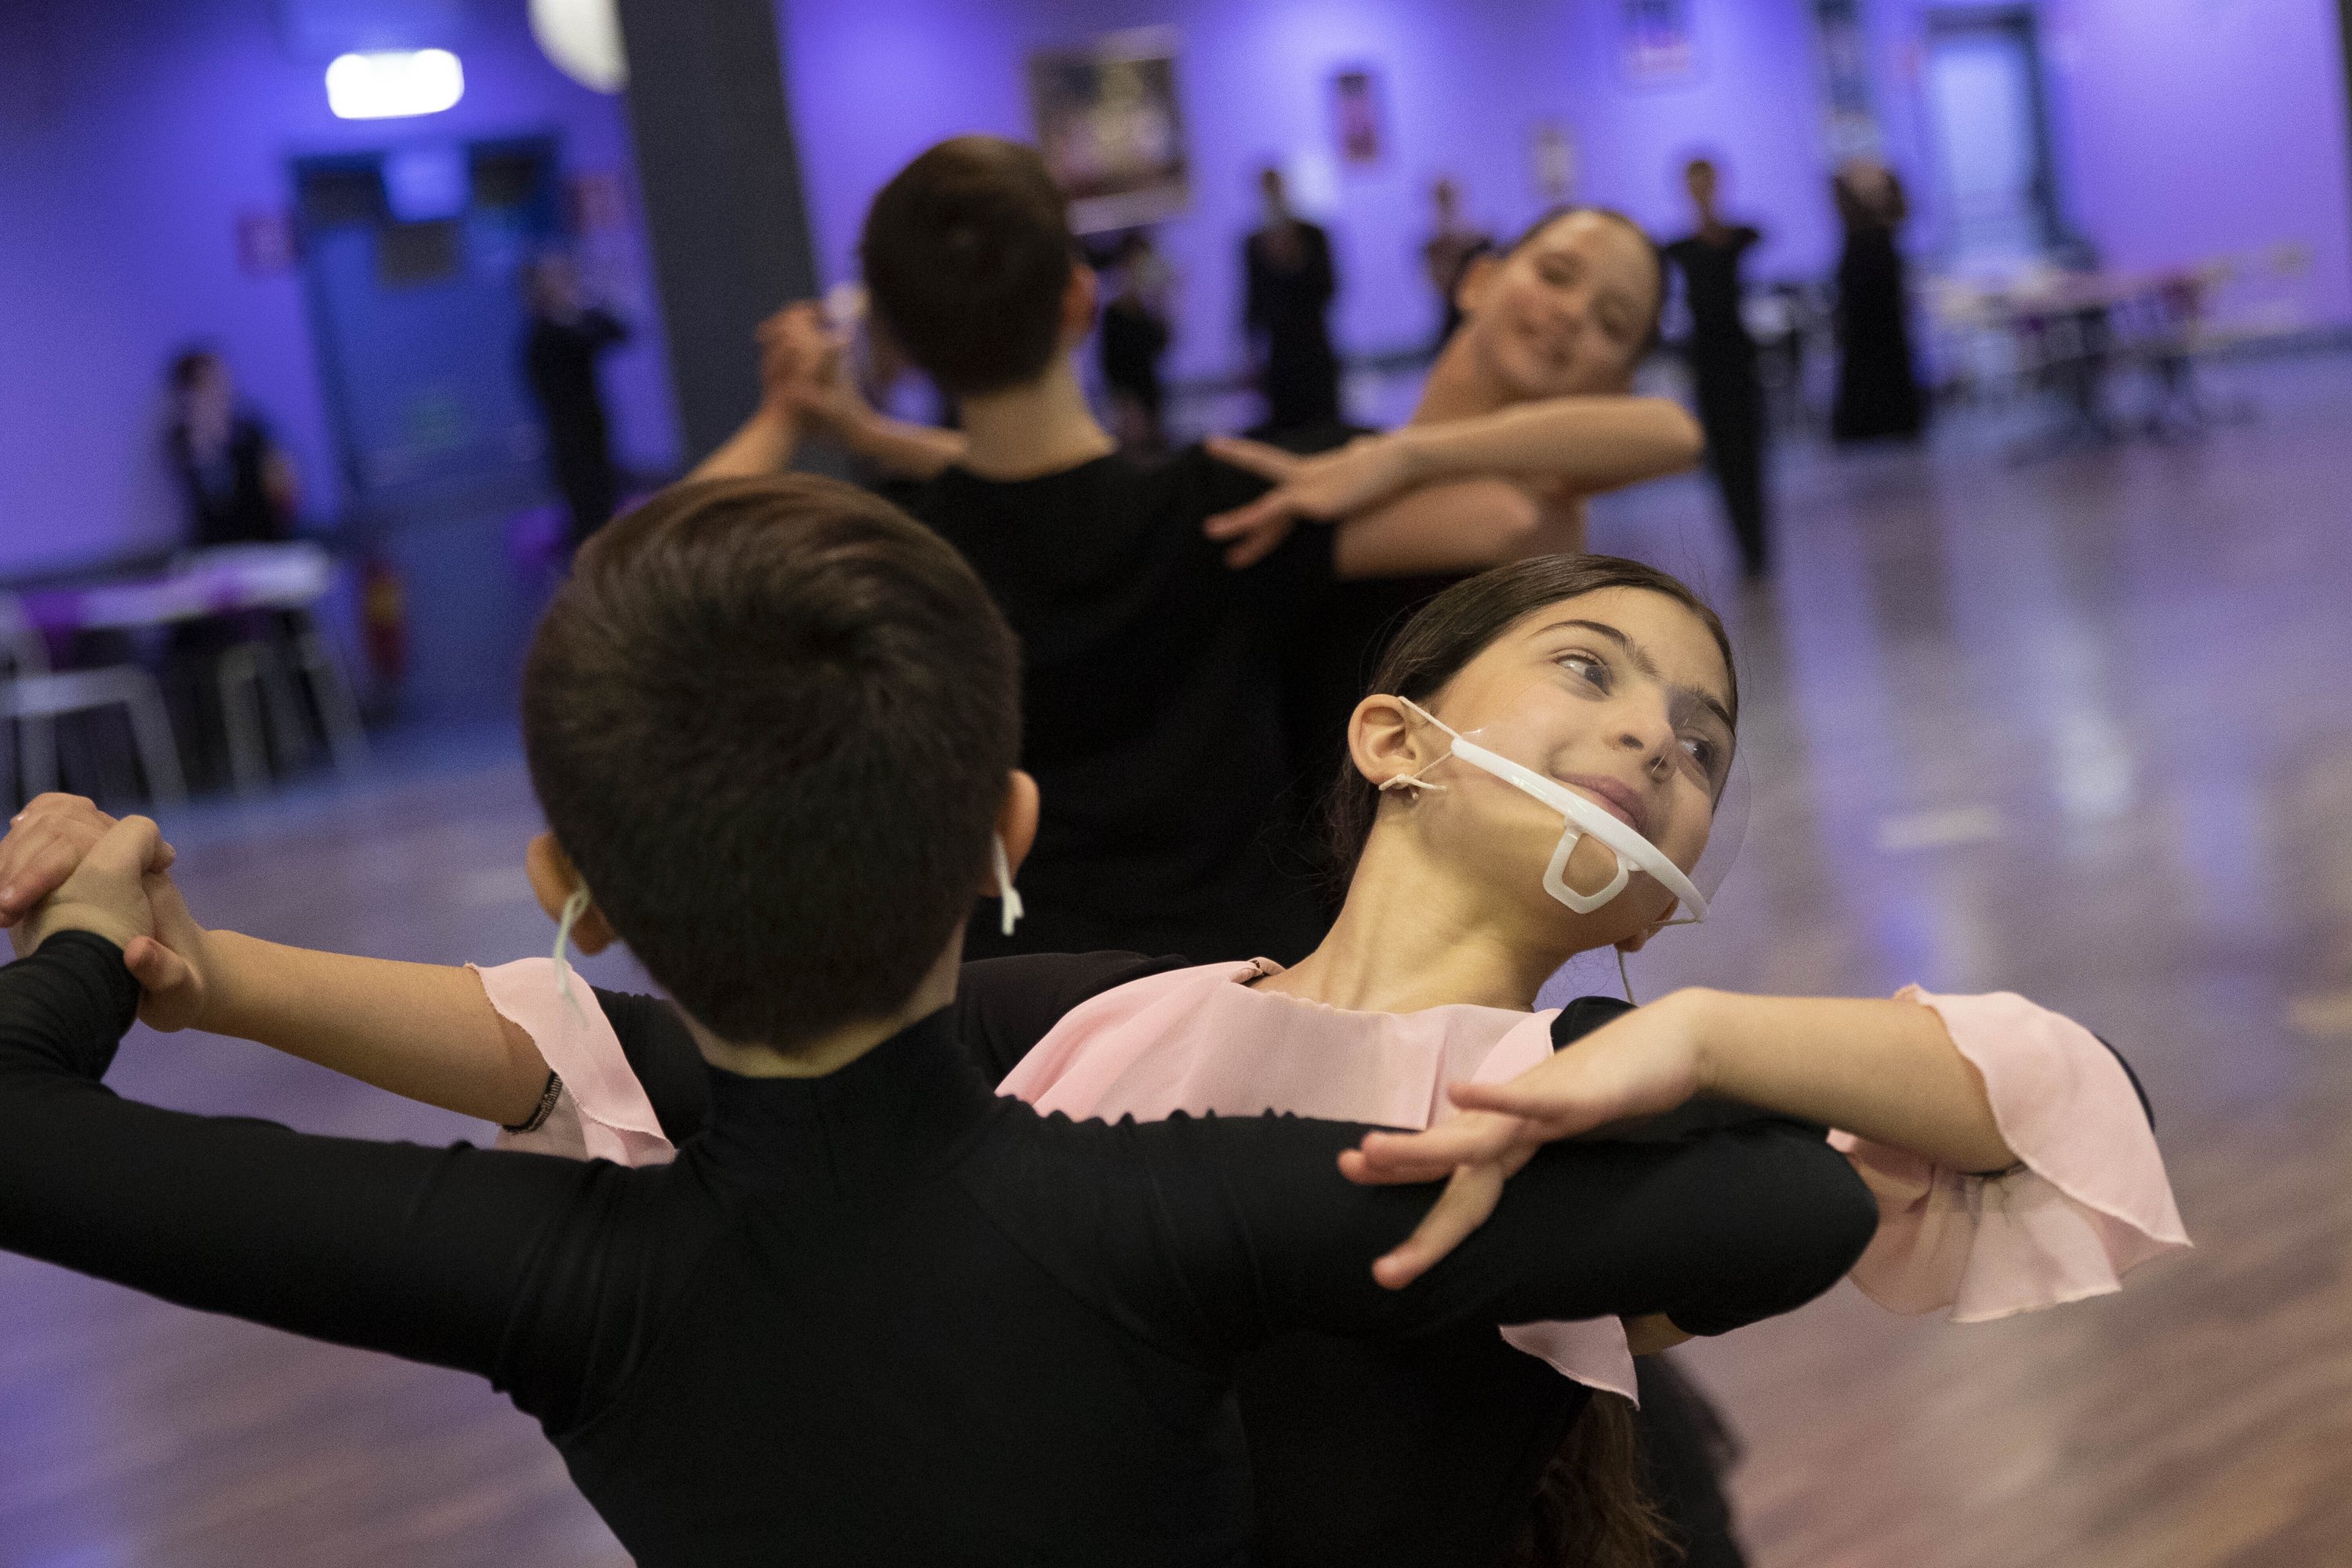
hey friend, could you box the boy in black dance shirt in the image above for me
[0,475,1875,1568]
[693,136,1552,964]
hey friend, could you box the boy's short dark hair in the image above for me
[861,136,1077,397]
[521,474,1022,1051]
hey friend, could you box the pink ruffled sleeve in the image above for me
[469,958,677,1168]
[1834,986,2188,1322]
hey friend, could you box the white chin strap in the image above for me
[991,835,1025,937]
[1395,699,1709,923]
[553,884,593,1007]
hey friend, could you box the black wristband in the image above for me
[502,1069,565,1134]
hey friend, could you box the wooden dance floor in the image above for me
[5,354,2350,1564]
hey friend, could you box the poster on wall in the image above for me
[1028,28,1190,234]
[1621,0,1697,85]
[1330,67,1386,165]
[1529,120,1577,204]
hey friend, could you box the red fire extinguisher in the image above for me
[360,553,408,691]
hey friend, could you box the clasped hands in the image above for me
[2,795,214,1031]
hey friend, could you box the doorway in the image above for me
[294,136,563,521]
[1922,8,2063,272]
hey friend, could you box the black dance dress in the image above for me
[1245,220,1343,434]
[1665,226,1772,575]
[1831,188,1925,442]
[524,307,629,543]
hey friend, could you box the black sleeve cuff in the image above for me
[36,930,140,1033]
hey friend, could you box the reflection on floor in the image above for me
[5,354,2350,1566]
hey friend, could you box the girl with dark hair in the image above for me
[991,554,2183,1567]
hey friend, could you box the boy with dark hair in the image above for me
[0,476,1874,1566]
[697,135,1613,964]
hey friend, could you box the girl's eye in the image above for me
[1560,652,1609,688]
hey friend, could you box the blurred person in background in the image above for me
[1097,230,1173,452]
[1203,207,1702,826]
[1421,176,1494,348]
[166,348,298,548]
[521,254,630,546]
[1244,165,1342,436]
[1829,159,1925,442]
[1664,158,1772,579]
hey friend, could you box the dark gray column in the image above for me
[2339,0,2352,304]
[615,0,819,466]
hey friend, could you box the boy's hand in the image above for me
[1338,994,1711,1286]
[1203,433,1418,568]
[2,795,213,1030]
[14,816,170,956]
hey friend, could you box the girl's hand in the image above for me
[14,816,169,956]
[756,303,869,437]
[1,794,158,927]
[1202,434,1419,568]
[1338,993,1711,1285]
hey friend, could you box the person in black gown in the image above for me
[522,255,630,545]
[1244,167,1343,436]
[165,349,298,549]
[1829,159,1926,442]
[1664,158,1772,579]
[1097,230,1173,451]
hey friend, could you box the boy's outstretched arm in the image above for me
[691,303,965,485]
[0,796,550,1127]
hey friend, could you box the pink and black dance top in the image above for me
[517,953,2187,1568]
[0,937,1875,1567]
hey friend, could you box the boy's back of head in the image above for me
[521,474,1021,1051]
[862,136,1077,398]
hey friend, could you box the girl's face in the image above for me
[1454,212,1660,401]
[1377,588,1734,949]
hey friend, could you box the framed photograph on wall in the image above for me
[1621,0,1697,85]
[1028,28,1190,234]
[1529,120,1577,204]
[1331,67,1386,165]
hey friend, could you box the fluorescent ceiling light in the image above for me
[326,49,466,120]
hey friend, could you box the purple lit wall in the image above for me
[2043,0,2350,314]
[0,0,678,576]
[779,0,2352,384]
[779,0,1844,385]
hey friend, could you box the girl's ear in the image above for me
[524,832,617,955]
[1348,694,1440,791]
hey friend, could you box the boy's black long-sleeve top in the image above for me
[0,934,1878,1567]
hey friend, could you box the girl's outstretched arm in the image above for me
[1346,989,2016,1179]
[180,930,552,1127]
[0,794,550,1126]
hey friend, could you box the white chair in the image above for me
[2,593,187,808]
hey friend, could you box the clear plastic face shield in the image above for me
[1381,652,1747,938]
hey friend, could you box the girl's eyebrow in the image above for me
[1538,619,1736,735]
